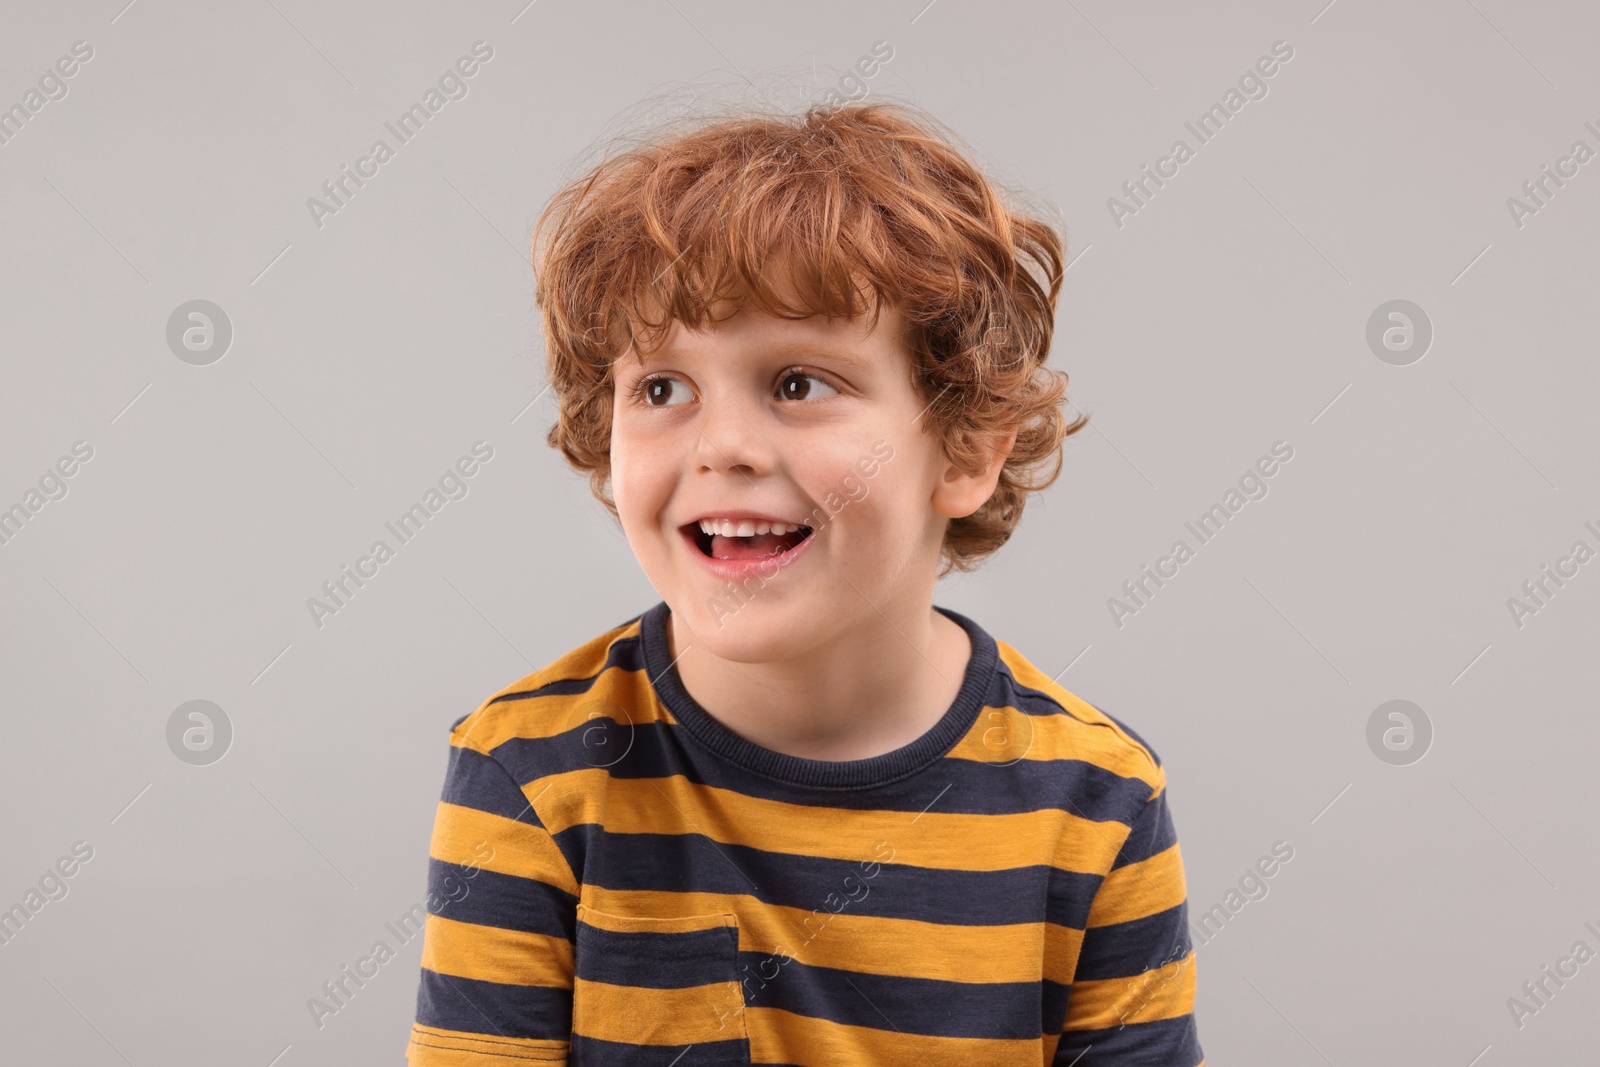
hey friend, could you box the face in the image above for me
[609,300,960,663]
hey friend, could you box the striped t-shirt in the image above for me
[405,601,1204,1066]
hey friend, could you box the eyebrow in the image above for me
[637,341,875,370]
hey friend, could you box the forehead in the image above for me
[631,301,910,370]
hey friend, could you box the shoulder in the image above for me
[447,609,651,762]
[990,636,1168,800]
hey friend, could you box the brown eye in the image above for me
[777,371,838,401]
[638,376,692,407]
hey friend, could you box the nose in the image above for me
[690,386,772,480]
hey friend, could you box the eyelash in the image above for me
[628,366,839,404]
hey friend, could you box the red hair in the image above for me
[532,100,1087,574]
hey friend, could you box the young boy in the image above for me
[406,101,1203,1067]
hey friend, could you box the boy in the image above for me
[406,101,1203,1066]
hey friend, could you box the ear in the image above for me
[931,429,1018,520]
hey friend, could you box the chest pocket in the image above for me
[570,903,752,1066]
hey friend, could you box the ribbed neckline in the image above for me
[638,599,998,791]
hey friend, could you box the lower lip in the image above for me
[680,526,816,583]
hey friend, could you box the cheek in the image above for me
[609,421,678,524]
[814,451,902,531]
[608,422,647,513]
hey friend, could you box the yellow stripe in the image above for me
[406,1023,566,1063]
[572,977,747,1045]
[1064,950,1198,1030]
[746,1005,1038,1067]
[429,801,579,896]
[421,913,573,989]
[581,886,1048,984]
[1043,919,1086,986]
[536,768,1126,875]
[947,702,1163,784]
[450,621,647,752]
[1087,843,1188,927]
[454,668,668,752]
[983,643,1164,786]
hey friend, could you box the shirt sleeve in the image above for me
[1054,770,1205,1066]
[406,735,578,1065]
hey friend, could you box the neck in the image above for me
[666,600,971,762]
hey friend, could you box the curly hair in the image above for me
[531,99,1087,575]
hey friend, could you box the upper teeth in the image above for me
[697,519,795,537]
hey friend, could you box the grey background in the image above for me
[1,0,1596,1063]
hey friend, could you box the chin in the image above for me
[670,588,823,661]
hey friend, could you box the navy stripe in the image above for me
[575,921,738,988]
[440,743,541,822]
[415,968,571,1041]
[491,724,1155,821]
[992,669,1093,718]
[1055,1013,1202,1066]
[561,828,1091,928]
[1074,904,1192,981]
[1045,865,1106,931]
[569,1032,751,1065]
[428,859,578,942]
[642,601,999,792]
[1110,792,1177,870]
[1042,978,1069,1033]
[738,952,1039,1039]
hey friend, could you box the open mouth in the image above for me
[683,522,815,561]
